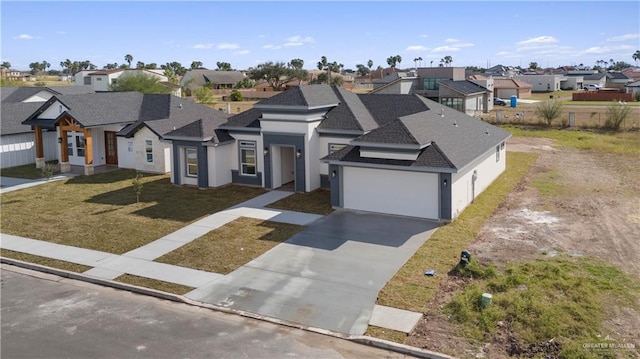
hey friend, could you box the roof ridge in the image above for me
[428,142,455,168]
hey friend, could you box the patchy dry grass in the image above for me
[376,152,538,314]
[0,249,91,273]
[1,161,59,179]
[155,217,303,274]
[266,189,334,215]
[114,274,194,295]
[0,169,266,254]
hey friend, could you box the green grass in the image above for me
[155,217,303,274]
[0,169,266,254]
[376,152,538,316]
[504,126,640,155]
[365,326,407,343]
[1,161,59,179]
[531,168,564,196]
[0,249,92,273]
[114,274,195,295]
[446,256,639,358]
[265,189,334,215]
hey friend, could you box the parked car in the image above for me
[583,84,601,90]
[493,97,507,106]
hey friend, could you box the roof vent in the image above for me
[485,128,490,135]
[440,109,445,117]
[453,120,458,127]
[173,126,176,130]
[179,103,183,109]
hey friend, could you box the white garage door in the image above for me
[342,166,439,219]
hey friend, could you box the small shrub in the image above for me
[604,102,631,131]
[452,260,497,279]
[132,171,143,202]
[535,100,564,127]
[229,89,243,101]
[193,86,213,104]
[40,162,59,180]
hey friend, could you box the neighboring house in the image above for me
[74,69,179,96]
[604,72,632,89]
[514,74,567,92]
[20,92,228,175]
[492,78,533,98]
[485,65,521,78]
[371,68,493,114]
[180,70,245,92]
[0,86,95,169]
[1,68,23,81]
[168,85,510,221]
[624,80,640,95]
[581,73,607,89]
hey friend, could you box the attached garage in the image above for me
[342,166,439,219]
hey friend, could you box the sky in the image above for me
[1,1,639,72]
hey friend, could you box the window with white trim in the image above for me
[76,133,85,157]
[239,141,256,176]
[83,77,91,85]
[67,134,74,156]
[186,148,197,177]
[145,140,153,163]
[496,145,500,162]
[328,143,347,154]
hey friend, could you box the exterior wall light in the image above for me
[263,147,269,156]
[331,170,337,178]
[296,149,302,159]
[443,179,447,187]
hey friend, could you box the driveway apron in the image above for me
[186,210,438,335]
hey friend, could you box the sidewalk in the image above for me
[0,188,423,339]
[0,174,75,194]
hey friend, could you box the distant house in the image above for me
[513,74,568,92]
[485,65,521,78]
[370,67,493,115]
[19,92,227,175]
[180,70,245,92]
[492,78,532,98]
[73,69,179,97]
[625,80,640,96]
[604,72,632,89]
[1,86,95,169]
[581,73,607,89]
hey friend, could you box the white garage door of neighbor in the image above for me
[342,167,439,219]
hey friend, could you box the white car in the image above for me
[583,84,601,90]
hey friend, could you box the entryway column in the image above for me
[84,128,94,175]
[59,129,71,173]
[34,126,45,169]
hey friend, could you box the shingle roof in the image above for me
[626,80,640,87]
[256,84,339,109]
[1,87,57,103]
[221,108,262,129]
[318,87,376,133]
[181,70,245,88]
[438,80,489,95]
[163,118,233,143]
[50,92,147,127]
[322,144,455,169]
[493,79,532,89]
[1,102,45,135]
[584,73,606,80]
[605,72,631,80]
[358,94,430,126]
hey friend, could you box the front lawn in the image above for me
[155,217,303,274]
[0,169,266,254]
[1,161,59,179]
[265,189,334,215]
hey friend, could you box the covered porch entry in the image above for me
[263,133,306,192]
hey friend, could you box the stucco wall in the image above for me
[318,135,356,175]
[451,142,506,218]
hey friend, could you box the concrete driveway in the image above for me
[187,210,438,335]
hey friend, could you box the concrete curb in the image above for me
[1,258,455,359]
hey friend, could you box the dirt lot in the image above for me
[406,136,640,358]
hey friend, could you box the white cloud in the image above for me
[263,44,282,50]
[193,43,214,49]
[432,46,461,53]
[234,50,250,55]
[419,34,429,38]
[581,45,633,54]
[516,36,558,51]
[14,34,36,40]
[283,35,315,47]
[606,33,640,42]
[217,42,239,50]
[496,51,510,56]
[444,38,459,43]
[406,45,428,52]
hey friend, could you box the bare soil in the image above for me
[406,137,640,358]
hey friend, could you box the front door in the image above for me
[104,131,118,165]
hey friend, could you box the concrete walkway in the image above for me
[1,186,426,336]
[0,175,75,194]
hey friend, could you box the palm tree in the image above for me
[190,61,203,70]
[124,54,133,68]
[396,55,402,69]
[1,61,10,69]
[417,56,423,67]
[386,55,402,72]
[444,55,453,67]
[413,57,419,69]
[367,59,373,82]
[632,50,640,67]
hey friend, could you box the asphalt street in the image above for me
[0,265,410,359]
